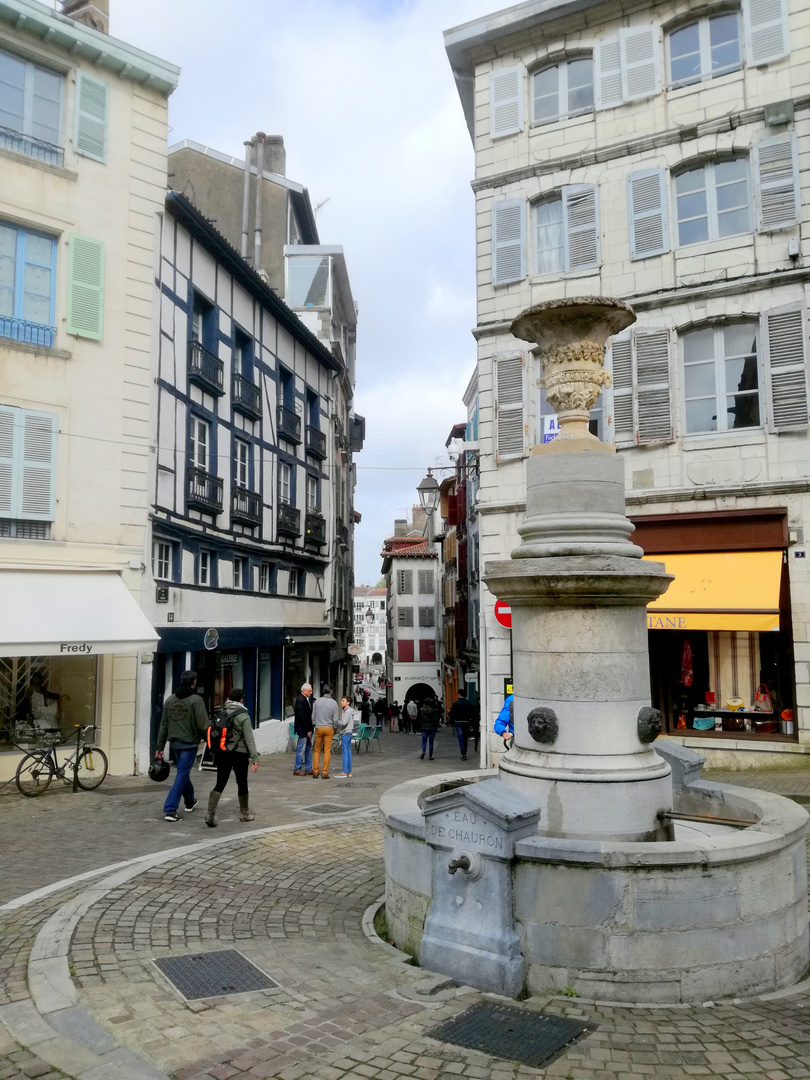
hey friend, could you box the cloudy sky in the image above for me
[111,0,499,586]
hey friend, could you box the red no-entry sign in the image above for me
[494,599,512,629]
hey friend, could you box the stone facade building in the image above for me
[353,585,387,677]
[445,0,810,764]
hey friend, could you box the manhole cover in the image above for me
[302,803,352,814]
[153,950,278,1000]
[429,1003,592,1068]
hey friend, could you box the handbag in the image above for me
[753,684,773,713]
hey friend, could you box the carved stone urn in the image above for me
[511,297,636,453]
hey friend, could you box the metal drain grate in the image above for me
[429,1003,592,1068]
[153,950,278,1000]
[302,803,352,814]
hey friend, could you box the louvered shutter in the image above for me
[635,330,672,443]
[20,410,57,519]
[492,200,526,285]
[66,235,104,339]
[755,133,799,231]
[490,67,524,139]
[763,306,808,431]
[744,0,789,66]
[74,71,109,162]
[0,406,18,517]
[621,27,660,101]
[627,169,669,259]
[609,336,634,446]
[564,186,600,270]
[595,35,623,109]
[495,354,526,460]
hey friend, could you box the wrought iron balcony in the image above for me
[334,608,351,630]
[186,467,223,514]
[0,125,64,167]
[232,373,262,420]
[231,486,262,525]
[277,502,301,539]
[304,511,327,547]
[305,425,327,460]
[0,315,55,349]
[187,340,224,395]
[277,405,301,443]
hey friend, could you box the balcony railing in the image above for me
[304,511,327,547]
[305,425,327,459]
[334,609,351,631]
[232,373,262,420]
[277,501,301,539]
[0,125,64,167]
[186,467,223,514]
[336,518,349,550]
[231,486,262,525]
[0,315,55,349]
[277,405,301,443]
[187,340,224,395]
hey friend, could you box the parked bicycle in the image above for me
[15,725,108,797]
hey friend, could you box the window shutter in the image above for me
[627,169,669,259]
[492,199,526,285]
[20,411,57,519]
[495,353,526,460]
[755,133,799,231]
[74,71,109,162]
[66,235,104,339]
[595,34,623,109]
[635,331,672,443]
[489,67,523,139]
[0,406,18,517]
[763,306,808,431]
[744,0,789,66]
[398,569,412,594]
[420,640,436,663]
[418,569,434,594]
[397,639,414,663]
[564,185,600,270]
[621,27,660,101]
[609,336,634,446]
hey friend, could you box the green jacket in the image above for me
[156,688,209,752]
[223,700,259,764]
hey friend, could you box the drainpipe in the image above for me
[479,591,489,770]
[241,138,253,259]
[254,132,266,273]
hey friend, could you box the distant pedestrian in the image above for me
[205,688,259,827]
[154,670,209,822]
[449,688,476,761]
[372,696,386,727]
[419,696,440,760]
[337,696,356,777]
[389,700,400,733]
[360,692,371,728]
[405,698,418,734]
[311,685,339,778]
[293,683,314,775]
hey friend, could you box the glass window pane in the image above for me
[23,263,51,323]
[686,398,718,433]
[684,361,716,397]
[726,391,759,429]
[676,168,706,194]
[715,178,748,212]
[31,67,61,144]
[677,210,708,246]
[0,51,25,130]
[533,66,559,121]
[710,13,740,72]
[682,328,714,363]
[725,355,758,394]
[287,256,329,307]
[535,198,563,274]
[669,24,701,82]
[566,59,593,112]
[717,206,750,237]
[723,323,758,359]
[25,234,53,266]
[715,158,747,184]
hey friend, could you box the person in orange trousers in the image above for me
[311,685,339,778]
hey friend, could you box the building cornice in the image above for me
[0,0,179,96]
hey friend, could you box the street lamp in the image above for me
[417,469,441,517]
[365,606,375,626]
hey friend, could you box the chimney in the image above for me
[62,0,109,33]
[393,519,408,537]
[263,135,285,177]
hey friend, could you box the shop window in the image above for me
[0,655,97,749]
[258,650,273,723]
[682,322,760,434]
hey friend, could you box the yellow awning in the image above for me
[643,551,782,632]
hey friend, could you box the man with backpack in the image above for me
[204,688,260,827]
[154,670,209,822]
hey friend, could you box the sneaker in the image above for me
[293,770,304,776]
[185,799,199,811]
[429,756,434,760]
[461,755,467,761]
[420,752,425,760]
[338,773,351,777]
[164,812,180,822]
[322,774,330,780]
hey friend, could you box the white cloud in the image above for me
[112,0,493,582]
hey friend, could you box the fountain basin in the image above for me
[382,757,809,1003]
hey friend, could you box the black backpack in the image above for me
[206,707,234,753]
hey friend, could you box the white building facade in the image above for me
[445,0,810,764]
[353,585,387,676]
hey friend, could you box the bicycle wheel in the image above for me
[75,747,108,790]
[16,752,55,797]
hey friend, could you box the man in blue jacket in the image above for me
[494,694,514,747]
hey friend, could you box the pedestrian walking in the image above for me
[311,684,339,778]
[372,696,386,727]
[337,696,356,777]
[154,670,209,822]
[448,687,476,761]
[419,695,440,760]
[360,691,371,728]
[405,698,418,734]
[204,688,260,827]
[293,683,314,775]
[389,700,400,733]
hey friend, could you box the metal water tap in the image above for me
[448,854,471,875]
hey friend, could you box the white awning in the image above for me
[0,571,159,657]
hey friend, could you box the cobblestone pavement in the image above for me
[3,737,810,1080]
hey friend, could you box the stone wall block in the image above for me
[513,863,629,927]
[514,650,650,701]
[680,954,777,1002]
[524,921,608,970]
[631,869,739,929]
[736,848,800,919]
[609,913,789,971]
[517,605,649,653]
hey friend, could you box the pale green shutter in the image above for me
[66,234,104,339]
[0,406,18,517]
[20,410,57,519]
[74,71,109,162]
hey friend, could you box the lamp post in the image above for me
[417,470,441,536]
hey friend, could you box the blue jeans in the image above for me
[455,723,470,757]
[341,732,353,774]
[421,730,435,757]
[294,735,312,772]
[163,747,197,814]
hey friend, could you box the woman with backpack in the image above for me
[205,687,260,827]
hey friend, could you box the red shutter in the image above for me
[397,639,414,662]
[420,639,436,662]
[447,493,459,527]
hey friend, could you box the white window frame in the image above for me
[199,549,211,587]
[234,438,249,489]
[233,555,247,590]
[153,541,171,581]
[531,56,594,125]
[680,321,762,435]
[306,473,319,511]
[666,10,743,88]
[260,561,272,593]
[279,460,292,505]
[189,415,209,471]
[673,158,752,247]
[0,48,63,151]
[288,567,299,596]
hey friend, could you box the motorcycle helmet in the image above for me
[149,758,170,782]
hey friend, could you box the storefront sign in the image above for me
[203,628,219,650]
[542,416,560,443]
[60,642,93,653]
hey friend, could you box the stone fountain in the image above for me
[381,298,809,1003]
